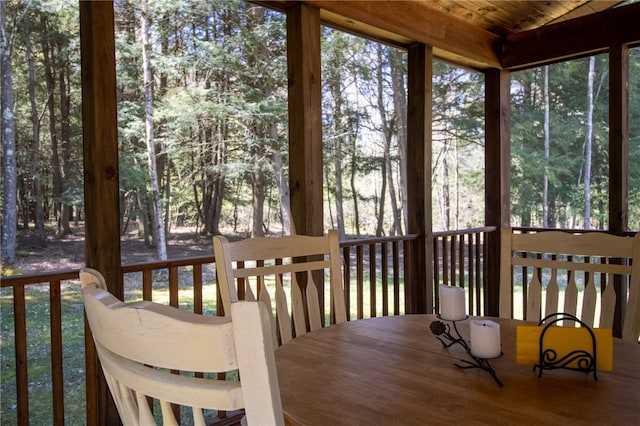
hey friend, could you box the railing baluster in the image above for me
[433,235,441,289]
[169,267,179,308]
[392,241,400,316]
[13,284,29,426]
[356,245,364,319]
[193,264,203,314]
[474,232,482,315]
[142,270,152,301]
[50,280,65,426]
[456,234,464,296]
[465,233,474,315]
[450,234,457,287]
[342,246,351,320]
[369,243,376,318]
[382,241,389,317]
[442,236,449,286]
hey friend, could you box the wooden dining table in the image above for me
[274,315,640,426]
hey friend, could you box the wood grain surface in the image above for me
[275,315,640,426]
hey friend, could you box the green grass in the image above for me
[1,283,88,425]
[0,280,222,426]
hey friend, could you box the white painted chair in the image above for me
[499,228,640,342]
[213,229,347,346]
[80,268,283,426]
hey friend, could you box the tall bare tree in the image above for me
[543,65,550,228]
[58,49,73,234]
[1,0,17,265]
[583,56,595,229]
[24,14,47,247]
[389,49,407,234]
[375,44,389,236]
[140,0,167,259]
[325,32,347,239]
[40,15,66,234]
[272,129,291,234]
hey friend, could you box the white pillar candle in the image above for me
[470,320,501,359]
[439,284,466,321]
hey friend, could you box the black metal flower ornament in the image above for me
[430,320,447,336]
[429,317,504,387]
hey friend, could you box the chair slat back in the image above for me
[499,228,640,342]
[213,230,346,346]
[80,268,283,426]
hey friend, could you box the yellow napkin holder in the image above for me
[516,313,612,379]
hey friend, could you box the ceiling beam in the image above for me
[503,2,640,70]
[300,0,502,69]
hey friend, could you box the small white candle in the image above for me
[470,320,501,359]
[439,284,466,321]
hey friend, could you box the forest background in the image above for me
[1,0,639,272]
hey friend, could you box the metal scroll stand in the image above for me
[430,315,504,387]
[534,312,597,381]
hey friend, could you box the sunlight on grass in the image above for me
[0,284,88,425]
[0,279,223,425]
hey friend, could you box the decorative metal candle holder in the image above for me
[534,312,597,381]
[430,315,504,387]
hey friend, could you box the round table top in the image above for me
[275,315,640,426]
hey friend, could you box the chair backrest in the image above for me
[80,268,283,426]
[499,228,640,342]
[213,229,347,346]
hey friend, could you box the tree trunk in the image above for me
[376,157,387,237]
[41,16,64,232]
[163,158,171,236]
[442,154,450,230]
[327,43,346,239]
[140,0,167,259]
[272,123,291,235]
[390,49,407,235]
[543,65,550,228]
[136,185,151,246]
[453,134,459,230]
[25,16,47,247]
[583,56,595,229]
[59,57,72,235]
[334,127,346,239]
[375,45,391,237]
[211,124,226,235]
[251,162,265,237]
[1,0,17,265]
[349,141,360,237]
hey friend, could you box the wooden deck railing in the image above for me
[433,226,497,316]
[0,229,494,425]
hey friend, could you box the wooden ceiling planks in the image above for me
[548,0,625,23]
[306,0,503,68]
[415,0,593,36]
[254,0,637,70]
[503,1,640,69]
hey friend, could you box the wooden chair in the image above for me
[213,229,347,346]
[499,228,640,342]
[79,268,283,426]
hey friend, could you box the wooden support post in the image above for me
[609,44,629,337]
[286,3,325,312]
[286,2,323,237]
[485,68,511,317]
[406,44,432,314]
[79,1,122,425]
[608,44,629,236]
